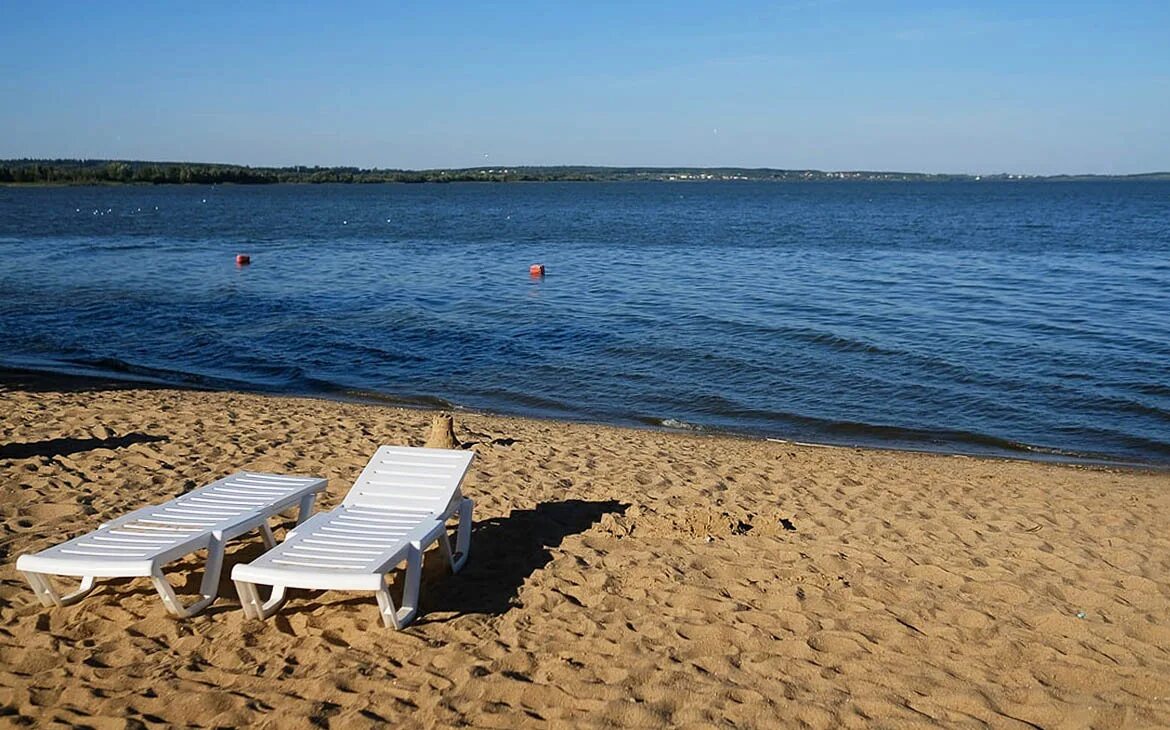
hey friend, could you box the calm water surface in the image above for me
[1,182,1168,464]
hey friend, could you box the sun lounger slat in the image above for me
[317,524,415,535]
[348,495,446,512]
[369,467,462,480]
[282,550,373,563]
[206,487,283,497]
[321,516,416,527]
[234,474,312,484]
[162,507,251,517]
[111,526,197,536]
[300,535,401,545]
[60,547,155,557]
[348,507,435,518]
[270,558,366,570]
[190,498,270,509]
[91,535,176,545]
[291,544,383,556]
[125,525,206,534]
[360,481,452,493]
[302,538,405,550]
[324,532,413,544]
[138,519,220,528]
[306,531,413,542]
[224,476,301,486]
[376,450,468,461]
[177,495,265,506]
[329,513,426,526]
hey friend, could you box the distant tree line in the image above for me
[0,160,625,185]
[0,160,273,184]
[1,159,1165,185]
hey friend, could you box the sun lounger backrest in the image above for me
[344,445,474,513]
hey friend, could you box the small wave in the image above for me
[790,417,1161,465]
[63,357,212,386]
[76,239,162,253]
[62,356,269,392]
[474,388,579,416]
[0,356,223,392]
[814,417,1073,455]
[646,401,1159,465]
[326,387,454,410]
[801,330,904,357]
[1128,381,1170,398]
[659,418,702,431]
[1076,392,1170,424]
[681,315,905,358]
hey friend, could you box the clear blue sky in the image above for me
[2,1,1168,174]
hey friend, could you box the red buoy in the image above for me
[529,263,545,277]
[236,254,251,266]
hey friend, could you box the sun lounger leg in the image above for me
[234,579,288,620]
[375,544,422,629]
[21,571,97,608]
[21,572,59,607]
[151,535,226,618]
[295,493,317,524]
[151,570,215,618]
[58,575,98,605]
[439,498,473,573]
[439,530,454,567]
[252,583,287,619]
[235,580,259,619]
[445,498,473,573]
[259,522,277,549]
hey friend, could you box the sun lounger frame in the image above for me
[16,472,326,618]
[231,446,474,629]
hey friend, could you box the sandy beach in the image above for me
[2,375,1169,728]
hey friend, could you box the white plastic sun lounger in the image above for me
[231,446,474,629]
[16,472,326,618]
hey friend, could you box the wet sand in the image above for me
[2,378,1169,728]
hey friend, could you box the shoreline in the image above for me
[3,363,1164,474]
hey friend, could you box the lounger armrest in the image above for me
[412,518,448,548]
[17,552,157,578]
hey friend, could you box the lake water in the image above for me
[1,181,1168,465]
